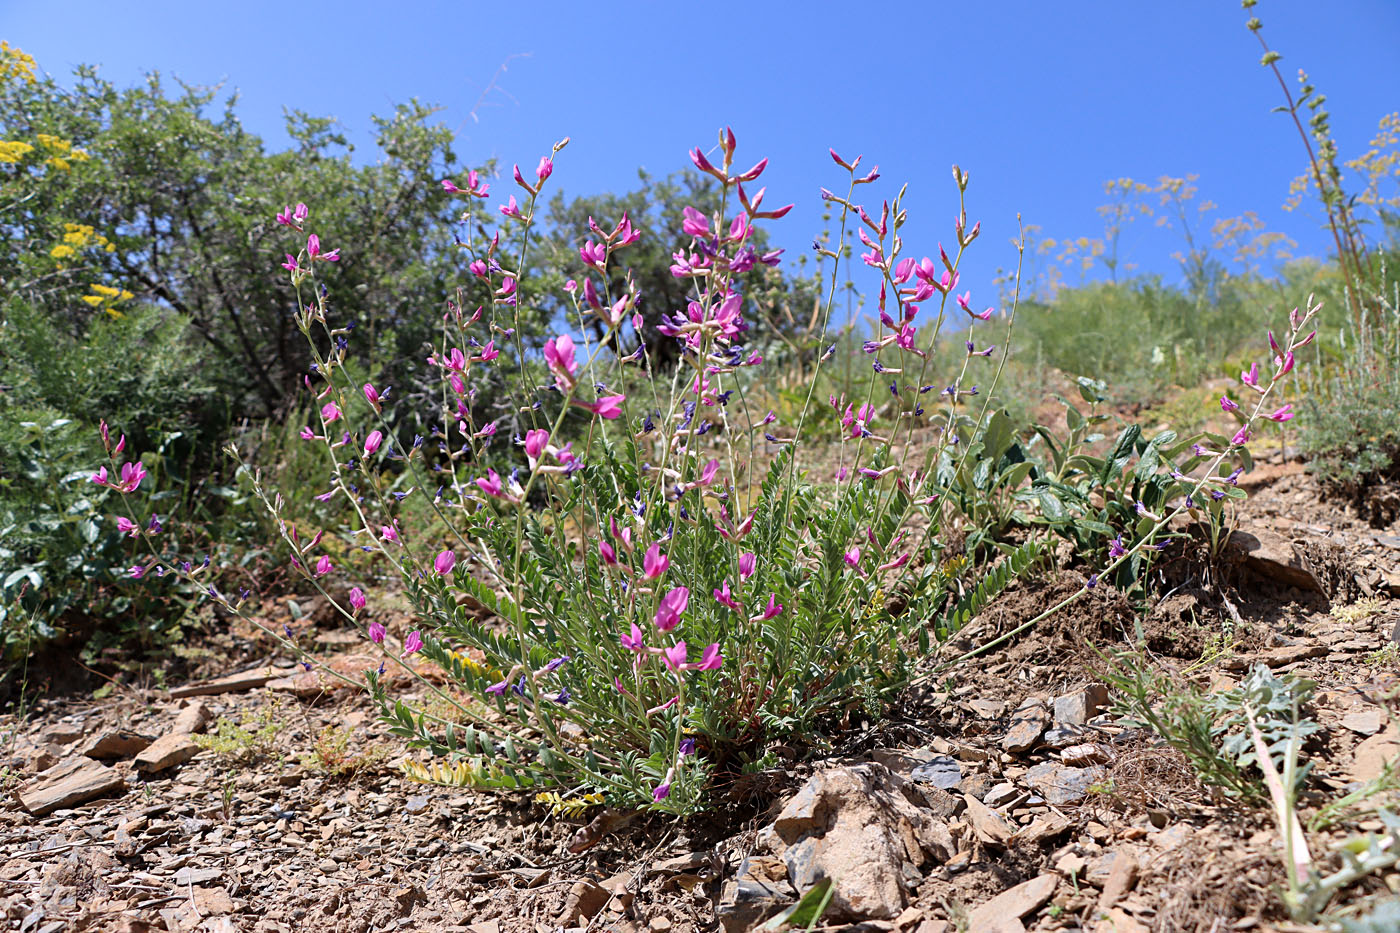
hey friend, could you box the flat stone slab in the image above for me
[18,757,126,815]
[169,666,278,698]
[80,729,154,759]
[134,734,201,772]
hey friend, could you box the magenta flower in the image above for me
[524,429,550,461]
[363,430,383,456]
[469,259,488,277]
[402,631,423,655]
[476,469,505,498]
[116,516,138,536]
[843,546,861,568]
[713,580,741,611]
[1240,362,1260,390]
[579,240,606,269]
[363,383,382,411]
[1108,536,1126,559]
[697,459,720,487]
[321,401,342,423]
[585,394,626,419]
[111,461,147,493]
[1275,351,1295,376]
[739,552,756,580]
[620,623,647,652]
[90,466,108,486]
[655,586,690,631]
[305,234,339,262]
[434,550,456,575]
[1265,403,1295,423]
[478,340,499,362]
[682,206,710,238]
[643,542,669,579]
[349,587,367,611]
[663,640,688,671]
[599,539,618,566]
[536,156,554,182]
[381,524,399,543]
[315,555,333,577]
[368,621,385,643]
[1231,425,1251,446]
[1219,396,1239,413]
[499,196,522,218]
[543,335,579,389]
[760,594,784,620]
[695,643,723,671]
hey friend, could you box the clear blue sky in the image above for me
[7,0,1400,306]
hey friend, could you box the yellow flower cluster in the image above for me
[49,222,116,261]
[0,140,34,163]
[0,41,37,86]
[0,133,90,170]
[35,133,90,172]
[81,283,135,318]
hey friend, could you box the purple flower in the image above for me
[643,542,669,579]
[314,555,333,577]
[402,631,423,655]
[434,550,456,575]
[694,643,723,671]
[654,586,690,631]
[1108,536,1126,559]
[678,738,697,757]
[739,552,757,580]
[760,594,784,621]
[620,623,647,652]
[368,621,385,644]
[363,431,383,456]
[653,768,675,803]
[663,641,689,671]
[349,587,367,611]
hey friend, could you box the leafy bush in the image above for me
[0,300,218,665]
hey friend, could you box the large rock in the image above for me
[17,757,126,815]
[1002,699,1051,754]
[133,734,201,772]
[1024,761,1106,805]
[1052,684,1109,727]
[967,873,1058,933]
[757,763,954,921]
[1225,529,1323,593]
[80,730,154,759]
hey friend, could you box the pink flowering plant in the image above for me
[93,126,1317,815]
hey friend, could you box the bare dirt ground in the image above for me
[4,452,1399,933]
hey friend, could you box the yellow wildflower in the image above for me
[36,134,71,152]
[0,42,37,86]
[80,295,104,306]
[49,244,75,259]
[90,283,121,298]
[45,157,70,172]
[0,140,34,163]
